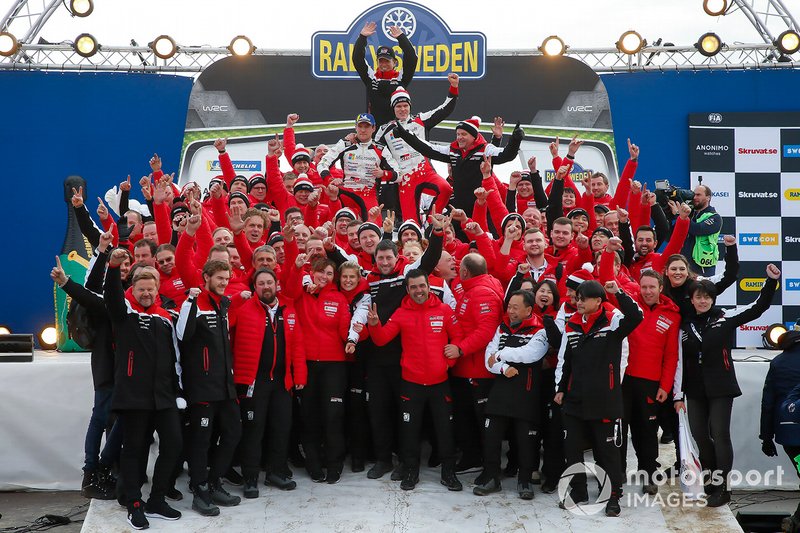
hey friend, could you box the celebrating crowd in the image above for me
[50,21,785,530]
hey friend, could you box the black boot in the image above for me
[80,470,96,498]
[605,492,622,517]
[243,476,259,499]
[441,465,463,492]
[367,460,393,479]
[210,480,241,507]
[400,468,419,491]
[705,487,731,507]
[191,484,220,517]
[264,472,297,490]
[473,477,501,496]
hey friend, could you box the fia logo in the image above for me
[708,113,723,124]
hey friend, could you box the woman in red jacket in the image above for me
[283,253,352,484]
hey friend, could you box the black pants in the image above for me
[658,392,681,466]
[563,414,623,496]
[484,415,536,483]
[686,395,734,487]
[367,363,402,463]
[188,399,241,488]
[239,379,292,479]
[347,358,371,463]
[450,377,493,464]
[119,408,182,505]
[537,368,565,484]
[301,361,347,472]
[621,376,660,478]
[399,380,456,472]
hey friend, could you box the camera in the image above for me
[654,179,694,209]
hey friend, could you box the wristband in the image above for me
[566,154,575,160]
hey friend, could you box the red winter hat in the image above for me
[291,144,311,163]
[456,116,481,138]
[293,173,314,193]
[391,86,411,108]
[565,268,595,291]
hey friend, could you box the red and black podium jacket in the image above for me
[104,265,181,411]
[176,289,236,404]
[555,290,643,421]
[485,315,550,423]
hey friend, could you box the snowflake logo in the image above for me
[382,7,416,40]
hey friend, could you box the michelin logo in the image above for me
[207,160,262,172]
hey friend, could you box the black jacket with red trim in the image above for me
[485,315,549,422]
[176,289,236,404]
[674,277,777,400]
[556,290,643,420]
[104,265,181,411]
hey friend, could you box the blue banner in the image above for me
[312,0,486,80]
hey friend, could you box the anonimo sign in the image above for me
[311,0,486,79]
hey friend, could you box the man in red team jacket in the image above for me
[368,269,463,492]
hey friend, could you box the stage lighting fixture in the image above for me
[74,33,99,58]
[228,35,254,56]
[0,326,11,335]
[150,35,177,59]
[776,30,800,55]
[703,0,728,16]
[0,32,19,57]
[69,0,94,17]
[696,32,723,57]
[616,31,645,55]
[38,326,58,350]
[540,36,566,56]
[763,323,788,349]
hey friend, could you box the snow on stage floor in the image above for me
[82,444,743,532]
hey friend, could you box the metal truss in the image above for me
[729,0,799,45]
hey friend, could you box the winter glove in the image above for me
[761,439,778,457]
[511,122,525,142]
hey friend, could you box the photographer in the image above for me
[669,185,722,275]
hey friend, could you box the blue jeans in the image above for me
[84,388,122,471]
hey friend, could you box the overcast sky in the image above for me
[27,0,779,53]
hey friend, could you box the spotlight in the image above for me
[69,0,94,17]
[74,33,99,58]
[0,31,19,57]
[696,32,723,57]
[539,36,566,56]
[703,0,728,16]
[228,35,254,56]
[763,323,788,349]
[38,326,58,350]
[0,326,10,335]
[616,30,645,55]
[150,35,177,59]
[775,30,800,55]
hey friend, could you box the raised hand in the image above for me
[96,197,109,221]
[606,236,623,253]
[382,210,396,233]
[549,136,560,158]
[628,138,640,160]
[210,182,223,199]
[447,73,459,87]
[368,203,384,223]
[575,232,589,250]
[517,262,532,275]
[723,234,736,246]
[616,206,629,224]
[361,21,377,37]
[450,207,467,223]
[267,134,281,156]
[149,153,162,173]
[99,230,114,251]
[286,113,300,127]
[188,288,201,298]
[556,164,569,181]
[185,213,202,236]
[388,26,404,39]
[228,210,245,234]
[604,280,619,294]
[282,222,296,241]
[71,186,84,208]
[109,248,129,268]
[295,253,307,268]
[567,135,583,157]
[367,303,379,326]
[474,187,488,204]
[430,204,452,231]
[678,202,692,219]
[527,156,537,173]
[480,155,492,179]
[267,209,281,224]
[214,138,228,152]
[50,255,68,285]
[491,117,505,138]
[766,263,781,279]
[120,175,131,192]
[464,221,483,235]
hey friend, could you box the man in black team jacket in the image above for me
[104,249,183,530]
[555,280,643,518]
[176,260,241,516]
